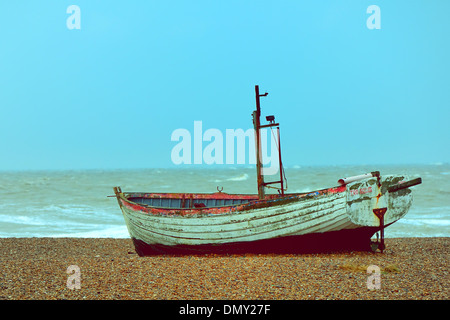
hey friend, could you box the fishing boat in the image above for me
[113,85,422,256]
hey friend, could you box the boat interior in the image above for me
[127,195,258,209]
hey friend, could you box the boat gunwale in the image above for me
[116,185,347,214]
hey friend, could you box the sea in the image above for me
[0,164,449,239]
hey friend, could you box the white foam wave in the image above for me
[399,218,450,227]
[51,226,129,238]
[227,173,249,181]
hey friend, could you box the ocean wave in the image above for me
[50,226,129,238]
[0,226,129,238]
[0,214,46,226]
[0,213,93,227]
[21,204,121,219]
[398,218,450,227]
[227,173,249,181]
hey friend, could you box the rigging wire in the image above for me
[269,126,288,192]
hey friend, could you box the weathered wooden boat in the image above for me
[113,85,422,255]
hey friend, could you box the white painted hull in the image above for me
[114,174,418,255]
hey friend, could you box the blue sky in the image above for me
[0,1,449,171]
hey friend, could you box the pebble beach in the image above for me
[0,237,448,300]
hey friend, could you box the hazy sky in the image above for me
[1,1,449,171]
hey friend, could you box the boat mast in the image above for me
[252,85,286,200]
[253,85,267,199]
